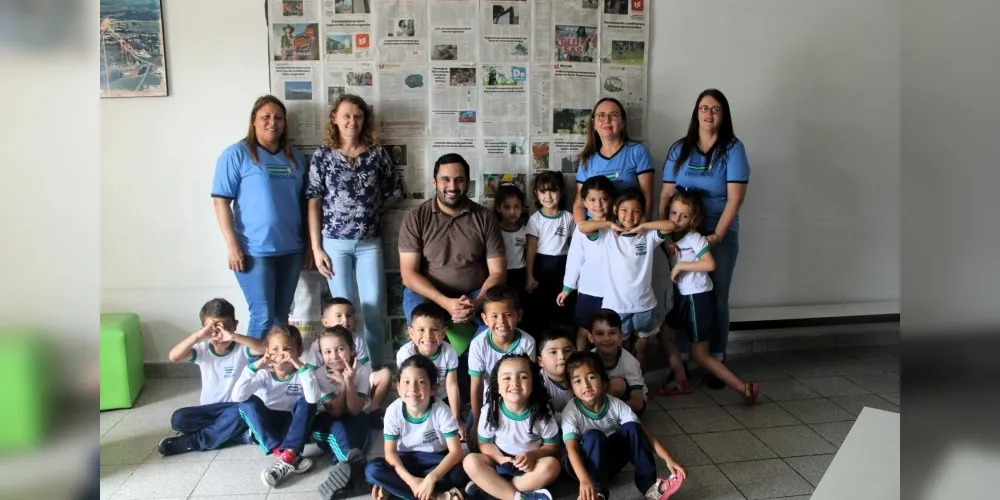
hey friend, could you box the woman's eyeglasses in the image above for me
[593,112,621,122]
[698,105,722,114]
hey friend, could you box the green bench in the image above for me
[100,313,145,410]
[0,332,52,450]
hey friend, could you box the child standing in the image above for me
[231,325,320,487]
[588,309,648,414]
[464,354,561,500]
[467,285,537,449]
[396,302,464,440]
[656,189,759,404]
[312,326,373,499]
[159,299,266,455]
[562,352,685,500]
[365,355,467,500]
[557,176,615,350]
[577,187,676,368]
[526,171,576,330]
[536,327,576,418]
[496,183,529,310]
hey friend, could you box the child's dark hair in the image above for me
[614,187,646,215]
[667,187,707,235]
[396,354,440,387]
[494,183,526,221]
[410,301,450,326]
[532,170,566,210]
[317,325,356,365]
[539,325,575,350]
[265,324,304,354]
[482,283,520,310]
[565,351,609,384]
[199,298,236,324]
[484,353,553,432]
[580,175,616,201]
[589,308,623,331]
[322,297,354,315]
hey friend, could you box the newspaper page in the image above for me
[430,138,479,199]
[480,64,528,136]
[480,0,531,62]
[429,0,479,62]
[529,63,552,136]
[531,139,552,173]
[480,137,529,206]
[376,0,428,62]
[322,0,374,61]
[600,65,646,139]
[381,137,429,206]
[271,0,322,22]
[323,61,376,107]
[377,62,430,136]
[271,63,325,145]
[551,62,597,136]
[381,208,408,271]
[430,64,478,137]
[600,0,648,65]
[550,136,585,175]
[531,0,552,62]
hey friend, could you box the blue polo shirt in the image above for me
[211,140,306,256]
[662,138,750,232]
[575,141,654,192]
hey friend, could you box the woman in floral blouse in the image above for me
[306,94,403,367]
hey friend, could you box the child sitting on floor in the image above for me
[536,327,576,419]
[588,309,648,414]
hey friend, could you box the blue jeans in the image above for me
[673,230,739,358]
[323,237,387,367]
[234,252,304,341]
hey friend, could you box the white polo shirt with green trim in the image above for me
[668,231,714,295]
[308,331,372,367]
[560,394,639,442]
[314,362,373,405]
[477,401,560,456]
[189,341,253,405]
[395,341,459,399]
[230,361,320,411]
[593,347,648,400]
[382,398,459,453]
[542,373,574,415]
[468,329,537,400]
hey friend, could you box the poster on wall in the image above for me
[99,0,169,97]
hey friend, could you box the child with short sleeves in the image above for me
[536,328,577,418]
[577,187,676,368]
[395,302,463,440]
[463,354,561,500]
[231,325,320,487]
[467,285,537,448]
[525,171,576,330]
[562,352,685,500]
[365,356,468,500]
[158,298,265,456]
[495,183,530,309]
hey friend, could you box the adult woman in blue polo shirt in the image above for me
[660,88,750,364]
[211,95,307,340]
[572,97,655,223]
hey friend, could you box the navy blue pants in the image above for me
[525,254,572,332]
[312,411,371,461]
[365,451,468,500]
[579,422,657,497]
[238,395,316,455]
[170,401,247,450]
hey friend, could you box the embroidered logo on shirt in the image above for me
[422,430,438,444]
[285,383,303,397]
[515,237,525,246]
[635,242,647,256]
[223,367,235,378]
[527,431,542,443]
[555,224,566,237]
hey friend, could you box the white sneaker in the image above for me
[261,460,295,487]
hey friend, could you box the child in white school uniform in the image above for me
[365,355,468,500]
[463,354,562,500]
[561,352,685,500]
[525,171,576,331]
[467,285,538,450]
[312,326,374,500]
[576,187,677,368]
[536,327,577,419]
[588,309,648,415]
[395,302,463,440]
[496,183,530,311]
[231,325,320,487]
[158,298,266,456]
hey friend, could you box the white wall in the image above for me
[101,0,900,362]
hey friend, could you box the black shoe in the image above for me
[319,449,366,500]
[157,435,194,456]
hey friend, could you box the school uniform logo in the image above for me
[223,366,235,378]
[515,237,525,246]
[265,162,296,179]
[527,431,542,443]
[555,225,566,237]
[422,430,438,444]
[285,383,303,397]
[635,242,647,256]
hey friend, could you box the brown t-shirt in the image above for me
[398,197,506,296]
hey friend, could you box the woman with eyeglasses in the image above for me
[572,97,655,224]
[658,88,750,390]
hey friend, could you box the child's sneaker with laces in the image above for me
[644,476,684,500]
[517,489,553,500]
[262,450,313,487]
[465,481,489,500]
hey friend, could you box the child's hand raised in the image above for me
[341,352,356,383]
[212,322,235,343]
[253,352,273,371]
[609,223,629,235]
[326,366,345,385]
[197,323,216,340]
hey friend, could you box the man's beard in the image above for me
[436,188,467,207]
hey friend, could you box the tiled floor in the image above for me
[100,345,900,500]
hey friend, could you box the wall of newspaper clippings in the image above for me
[268,0,649,353]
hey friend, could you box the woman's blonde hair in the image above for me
[323,94,377,149]
[245,95,298,169]
[577,97,630,169]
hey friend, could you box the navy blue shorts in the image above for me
[665,290,716,343]
[574,293,603,330]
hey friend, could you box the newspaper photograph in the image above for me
[377,0,428,62]
[429,0,478,62]
[272,23,322,61]
[430,64,478,137]
[271,62,324,145]
[322,0,374,60]
[600,65,646,139]
[551,136,586,174]
[480,64,529,136]
[381,208,408,271]
[600,0,647,66]
[482,172,527,207]
[480,0,531,62]
[554,24,598,62]
[271,0,321,23]
[377,62,430,136]
[430,138,479,197]
[324,61,376,107]
[529,63,552,136]
[531,140,552,173]
[381,137,429,205]
[553,0,600,34]
[531,0,552,63]
[551,63,597,135]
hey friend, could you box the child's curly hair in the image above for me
[484,353,554,433]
